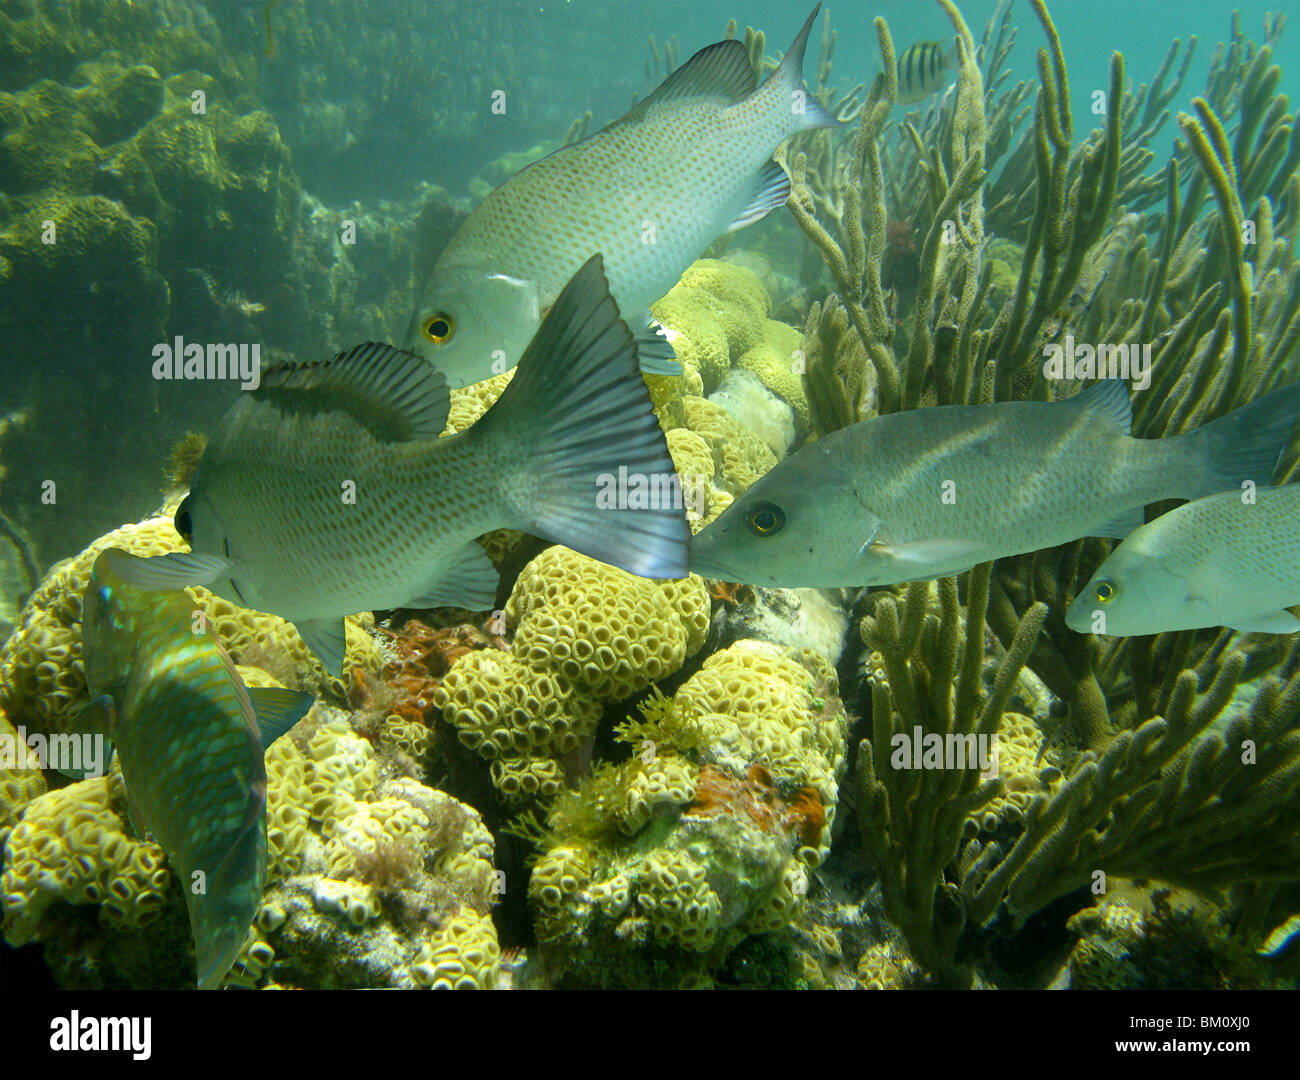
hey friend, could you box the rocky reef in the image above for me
[2,0,1299,991]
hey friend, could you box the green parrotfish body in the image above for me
[108,256,691,676]
[690,381,1300,588]
[403,6,837,387]
[1067,483,1300,636]
[80,548,313,989]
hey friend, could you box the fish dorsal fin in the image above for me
[1068,380,1131,434]
[258,342,450,441]
[621,39,755,124]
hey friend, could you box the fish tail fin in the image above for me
[764,4,840,132]
[474,255,691,579]
[1177,382,1300,498]
[189,813,265,989]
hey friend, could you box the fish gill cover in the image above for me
[0,0,1297,993]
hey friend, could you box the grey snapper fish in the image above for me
[1067,483,1300,636]
[80,548,313,989]
[690,381,1300,588]
[402,6,837,388]
[111,255,691,676]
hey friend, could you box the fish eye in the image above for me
[746,501,786,537]
[421,313,456,344]
[175,496,193,544]
[1094,580,1117,603]
[98,585,111,607]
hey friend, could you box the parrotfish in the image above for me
[403,6,837,387]
[1067,482,1300,636]
[895,40,957,106]
[79,548,313,990]
[689,381,1300,588]
[109,255,691,675]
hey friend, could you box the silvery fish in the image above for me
[79,548,313,990]
[690,381,1300,588]
[1067,483,1300,636]
[110,255,691,675]
[402,6,837,388]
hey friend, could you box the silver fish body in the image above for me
[1067,483,1300,636]
[81,548,312,989]
[112,256,691,675]
[403,6,837,387]
[690,381,1300,588]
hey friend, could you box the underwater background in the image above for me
[1,0,1299,989]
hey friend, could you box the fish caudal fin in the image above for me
[1177,382,1300,499]
[477,254,691,579]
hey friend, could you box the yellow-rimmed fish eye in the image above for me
[421,312,456,344]
[1094,580,1117,604]
[175,496,193,545]
[746,501,786,537]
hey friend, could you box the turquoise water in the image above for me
[0,0,1297,991]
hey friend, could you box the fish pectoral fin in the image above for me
[1228,610,1300,634]
[726,160,792,233]
[407,543,499,611]
[106,550,230,590]
[248,687,315,749]
[858,537,993,579]
[69,693,115,737]
[121,780,149,842]
[58,697,115,779]
[292,618,349,679]
[634,318,682,376]
[1090,506,1145,539]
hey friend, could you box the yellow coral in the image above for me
[0,515,380,739]
[412,909,500,989]
[436,546,709,800]
[682,397,777,496]
[672,641,847,859]
[856,941,923,989]
[734,318,812,440]
[443,370,513,435]
[0,707,47,844]
[1,772,171,945]
[652,258,772,393]
[645,367,705,431]
[530,844,597,942]
[636,849,723,951]
[508,547,708,696]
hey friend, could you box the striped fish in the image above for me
[79,548,313,989]
[403,6,838,388]
[896,41,956,106]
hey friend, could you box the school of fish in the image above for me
[75,5,1300,990]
